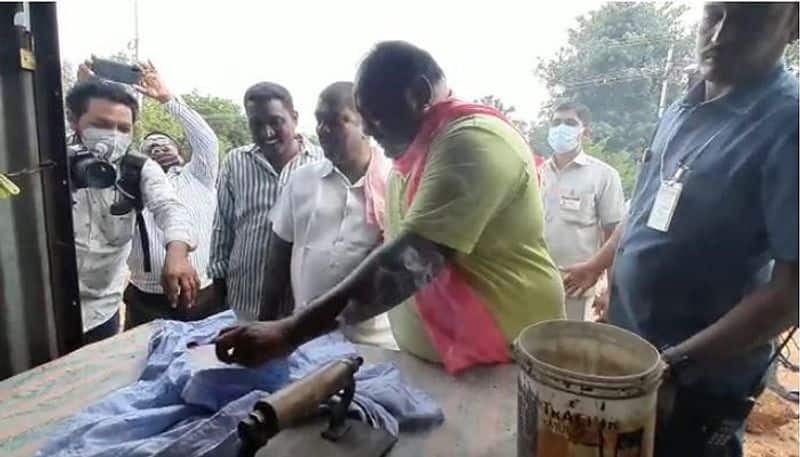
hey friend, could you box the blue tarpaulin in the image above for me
[36,311,443,457]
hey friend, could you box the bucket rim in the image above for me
[514,320,664,389]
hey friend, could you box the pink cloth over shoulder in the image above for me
[363,147,389,232]
[393,99,515,374]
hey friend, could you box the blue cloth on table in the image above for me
[36,311,443,457]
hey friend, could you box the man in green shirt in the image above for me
[213,42,564,371]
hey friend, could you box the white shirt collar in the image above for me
[547,150,589,172]
[320,158,367,188]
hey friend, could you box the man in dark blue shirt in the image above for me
[563,3,798,456]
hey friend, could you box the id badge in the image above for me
[647,181,683,232]
[560,195,581,211]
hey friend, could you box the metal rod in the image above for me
[657,45,675,118]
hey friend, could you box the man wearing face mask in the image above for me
[259,81,396,349]
[562,3,798,455]
[66,79,198,343]
[213,42,563,374]
[540,102,624,321]
[118,63,226,328]
[207,82,322,321]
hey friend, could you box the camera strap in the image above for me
[136,212,152,273]
[116,154,152,273]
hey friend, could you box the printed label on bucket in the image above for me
[518,374,655,457]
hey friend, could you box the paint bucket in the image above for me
[514,320,663,457]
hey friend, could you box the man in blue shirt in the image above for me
[562,3,798,456]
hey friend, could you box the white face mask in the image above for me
[547,124,583,155]
[80,127,132,163]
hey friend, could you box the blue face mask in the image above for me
[547,124,583,155]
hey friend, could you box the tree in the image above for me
[135,98,186,148]
[135,91,250,160]
[60,51,250,159]
[786,40,799,77]
[476,95,516,117]
[96,53,252,157]
[181,91,250,157]
[536,2,695,156]
[584,140,638,196]
[61,61,76,93]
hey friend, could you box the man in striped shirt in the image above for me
[208,82,322,321]
[124,63,227,328]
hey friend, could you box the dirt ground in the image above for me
[745,334,799,457]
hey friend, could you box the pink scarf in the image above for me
[393,99,513,373]
[363,147,389,232]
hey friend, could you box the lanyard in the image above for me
[657,110,736,184]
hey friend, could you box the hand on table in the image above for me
[213,320,295,367]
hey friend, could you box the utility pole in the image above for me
[131,0,140,62]
[657,44,674,118]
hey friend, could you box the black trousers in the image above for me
[123,283,228,330]
[84,310,121,344]
[655,383,761,457]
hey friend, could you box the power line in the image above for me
[559,72,664,91]
[568,32,676,48]
[538,33,681,81]
[540,50,680,85]
[560,66,664,88]
[565,76,654,90]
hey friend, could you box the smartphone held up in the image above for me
[89,56,142,85]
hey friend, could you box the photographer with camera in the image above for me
[67,75,198,343]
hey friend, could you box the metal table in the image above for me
[0,323,518,456]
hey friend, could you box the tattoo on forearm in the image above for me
[341,237,446,324]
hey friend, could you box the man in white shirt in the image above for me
[540,102,625,321]
[122,63,225,328]
[67,78,198,343]
[261,82,396,349]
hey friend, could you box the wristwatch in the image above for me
[660,346,693,382]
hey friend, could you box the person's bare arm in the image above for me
[665,121,799,376]
[135,62,220,188]
[140,159,199,306]
[562,219,625,296]
[258,232,293,321]
[214,232,446,366]
[663,261,798,370]
[601,223,618,243]
[589,222,618,320]
[292,232,447,338]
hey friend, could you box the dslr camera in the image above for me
[68,142,117,190]
[68,143,143,216]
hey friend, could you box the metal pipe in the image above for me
[29,1,83,355]
[0,2,81,379]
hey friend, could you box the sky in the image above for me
[56,0,698,134]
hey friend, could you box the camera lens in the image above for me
[72,155,116,189]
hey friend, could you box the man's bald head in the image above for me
[319,81,356,112]
[316,81,369,166]
[354,41,448,157]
